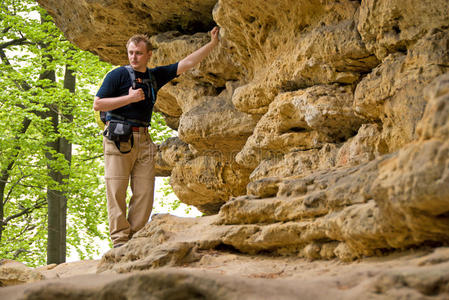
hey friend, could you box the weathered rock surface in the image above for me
[36,0,217,65]
[358,0,449,59]
[249,144,339,182]
[170,154,251,215]
[178,81,256,153]
[218,74,449,259]
[354,30,449,152]
[36,260,99,280]
[0,260,44,287]
[236,84,363,169]
[37,0,449,217]
[154,137,193,176]
[32,0,449,298]
[3,247,449,299]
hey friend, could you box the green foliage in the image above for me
[150,112,174,143]
[156,178,181,211]
[154,177,198,216]
[0,0,112,266]
[0,0,194,266]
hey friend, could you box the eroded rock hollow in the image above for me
[37,0,449,279]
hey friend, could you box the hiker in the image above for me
[93,27,220,248]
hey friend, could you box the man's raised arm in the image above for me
[177,26,220,75]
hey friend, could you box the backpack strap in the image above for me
[124,65,136,89]
[125,65,157,104]
[146,71,157,105]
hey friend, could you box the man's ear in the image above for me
[148,50,152,57]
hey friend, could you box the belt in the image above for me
[106,121,147,133]
[132,126,147,132]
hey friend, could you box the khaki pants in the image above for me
[103,128,156,246]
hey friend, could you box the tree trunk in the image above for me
[43,67,61,265]
[59,65,75,262]
[46,65,75,264]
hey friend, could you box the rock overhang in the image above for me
[36,0,449,263]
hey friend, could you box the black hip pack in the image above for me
[103,120,134,154]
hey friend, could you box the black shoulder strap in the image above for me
[125,65,157,104]
[147,71,157,105]
[147,71,157,91]
[124,65,136,89]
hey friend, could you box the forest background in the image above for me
[0,0,197,267]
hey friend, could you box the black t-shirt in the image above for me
[96,62,178,125]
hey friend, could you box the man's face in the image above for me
[127,41,152,72]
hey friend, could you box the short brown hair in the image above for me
[126,34,153,51]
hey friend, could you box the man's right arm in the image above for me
[93,86,145,111]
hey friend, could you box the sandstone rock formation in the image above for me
[30,0,449,298]
[0,259,44,287]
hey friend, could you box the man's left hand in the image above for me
[210,26,220,45]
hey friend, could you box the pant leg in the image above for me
[103,136,136,245]
[128,131,157,237]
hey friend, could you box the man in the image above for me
[94,27,220,248]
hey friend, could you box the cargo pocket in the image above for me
[139,136,157,162]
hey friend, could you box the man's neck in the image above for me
[133,66,147,73]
